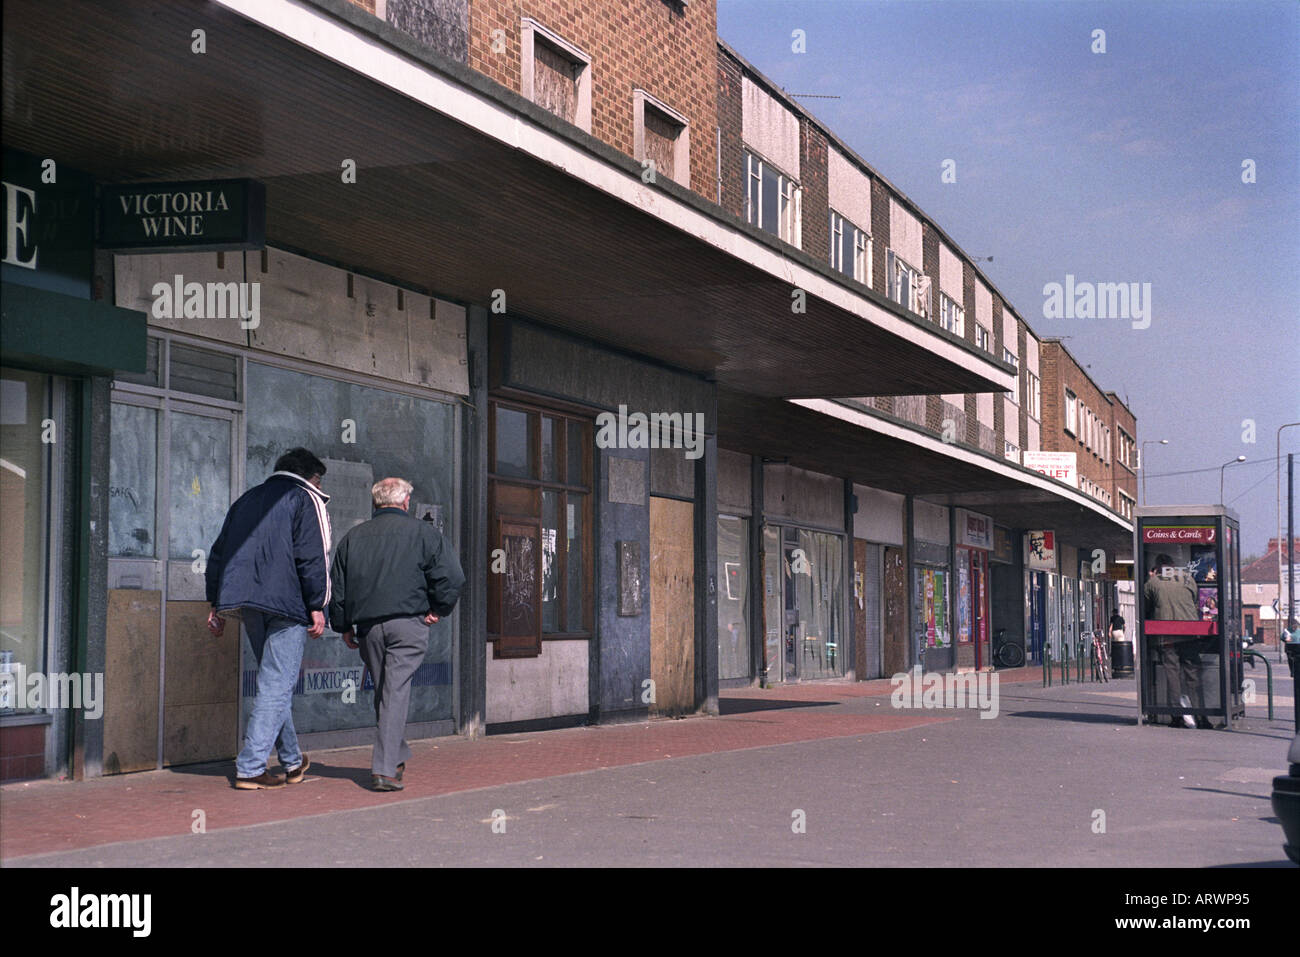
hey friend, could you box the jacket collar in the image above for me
[269,470,330,504]
[373,506,408,517]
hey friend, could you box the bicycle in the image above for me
[1088,629,1109,682]
[993,627,1025,668]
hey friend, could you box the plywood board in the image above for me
[103,589,161,774]
[883,546,907,675]
[163,600,238,766]
[649,497,694,715]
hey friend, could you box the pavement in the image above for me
[2,663,1295,867]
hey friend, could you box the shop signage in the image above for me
[2,149,94,298]
[1026,530,1056,570]
[1106,564,1134,581]
[1142,525,1216,544]
[956,509,993,550]
[992,525,1014,564]
[99,178,265,252]
[1023,450,1077,488]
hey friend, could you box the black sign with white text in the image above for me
[99,178,265,252]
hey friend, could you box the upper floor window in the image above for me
[1026,371,1041,419]
[975,324,991,354]
[634,89,690,187]
[1064,389,1077,434]
[1003,348,1020,404]
[1004,439,1020,463]
[887,250,926,315]
[829,210,869,284]
[939,294,964,337]
[520,19,592,132]
[746,150,800,244]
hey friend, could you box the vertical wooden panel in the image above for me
[883,546,907,675]
[163,600,239,766]
[650,497,694,715]
[103,589,161,774]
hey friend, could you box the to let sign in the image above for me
[99,179,265,253]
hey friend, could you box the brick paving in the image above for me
[0,668,1052,861]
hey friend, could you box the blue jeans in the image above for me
[236,611,306,778]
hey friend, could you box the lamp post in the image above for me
[1219,455,1246,504]
[1278,424,1299,656]
[1140,438,1169,505]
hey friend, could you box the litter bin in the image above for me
[1111,640,1134,678]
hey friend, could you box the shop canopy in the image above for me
[1,0,1014,401]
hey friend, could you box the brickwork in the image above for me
[871,179,891,294]
[800,122,830,263]
[467,0,719,201]
[716,47,744,217]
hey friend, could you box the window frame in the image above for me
[520,18,592,132]
[829,209,869,284]
[975,324,991,354]
[745,149,801,245]
[939,293,964,337]
[1064,389,1077,435]
[488,397,595,657]
[633,88,690,188]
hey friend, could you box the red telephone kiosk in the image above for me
[1135,506,1244,730]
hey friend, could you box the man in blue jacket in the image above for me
[206,447,332,789]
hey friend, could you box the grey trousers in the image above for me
[358,616,428,778]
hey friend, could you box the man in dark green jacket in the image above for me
[328,477,465,790]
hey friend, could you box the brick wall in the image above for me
[467,0,719,202]
[800,122,830,263]
[717,47,744,217]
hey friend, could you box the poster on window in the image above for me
[957,558,972,643]
[917,567,949,648]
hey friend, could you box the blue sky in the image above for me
[718,0,1300,555]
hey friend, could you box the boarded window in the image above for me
[534,40,578,124]
[643,105,681,182]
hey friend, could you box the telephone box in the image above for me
[1135,506,1243,729]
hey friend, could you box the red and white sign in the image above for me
[1023,451,1078,488]
[1026,530,1056,570]
[956,509,993,550]
[1142,526,1216,544]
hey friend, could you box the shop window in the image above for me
[717,515,751,680]
[108,402,159,557]
[520,19,591,132]
[0,369,54,712]
[489,399,592,658]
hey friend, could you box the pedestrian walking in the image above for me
[1143,554,1210,729]
[206,447,332,789]
[329,477,465,791]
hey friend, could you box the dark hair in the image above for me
[275,447,326,480]
[1154,554,1174,567]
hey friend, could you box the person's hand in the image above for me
[341,628,358,650]
[308,610,326,639]
[206,609,226,637]
[423,612,439,625]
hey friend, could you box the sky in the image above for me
[718,0,1300,557]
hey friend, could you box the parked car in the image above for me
[1271,731,1300,865]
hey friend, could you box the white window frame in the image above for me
[1004,439,1019,463]
[633,89,690,188]
[1003,348,1020,405]
[520,18,592,132]
[1026,371,1041,419]
[887,250,922,314]
[1064,389,1077,435]
[745,150,801,245]
[975,324,991,354]
[939,293,964,337]
[829,209,869,284]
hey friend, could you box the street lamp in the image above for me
[1141,438,1169,505]
[1219,455,1246,504]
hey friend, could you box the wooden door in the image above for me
[883,546,907,675]
[650,497,695,714]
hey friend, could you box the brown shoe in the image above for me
[235,770,286,790]
[285,754,310,784]
[370,774,404,792]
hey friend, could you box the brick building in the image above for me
[2,0,1137,780]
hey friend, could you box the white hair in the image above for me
[371,477,413,507]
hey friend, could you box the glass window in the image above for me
[975,325,990,353]
[567,419,584,486]
[718,516,751,680]
[0,369,50,708]
[244,362,457,731]
[541,416,557,482]
[494,406,533,479]
[541,490,560,632]
[565,494,585,632]
[793,528,845,679]
[168,412,231,560]
[109,403,159,558]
